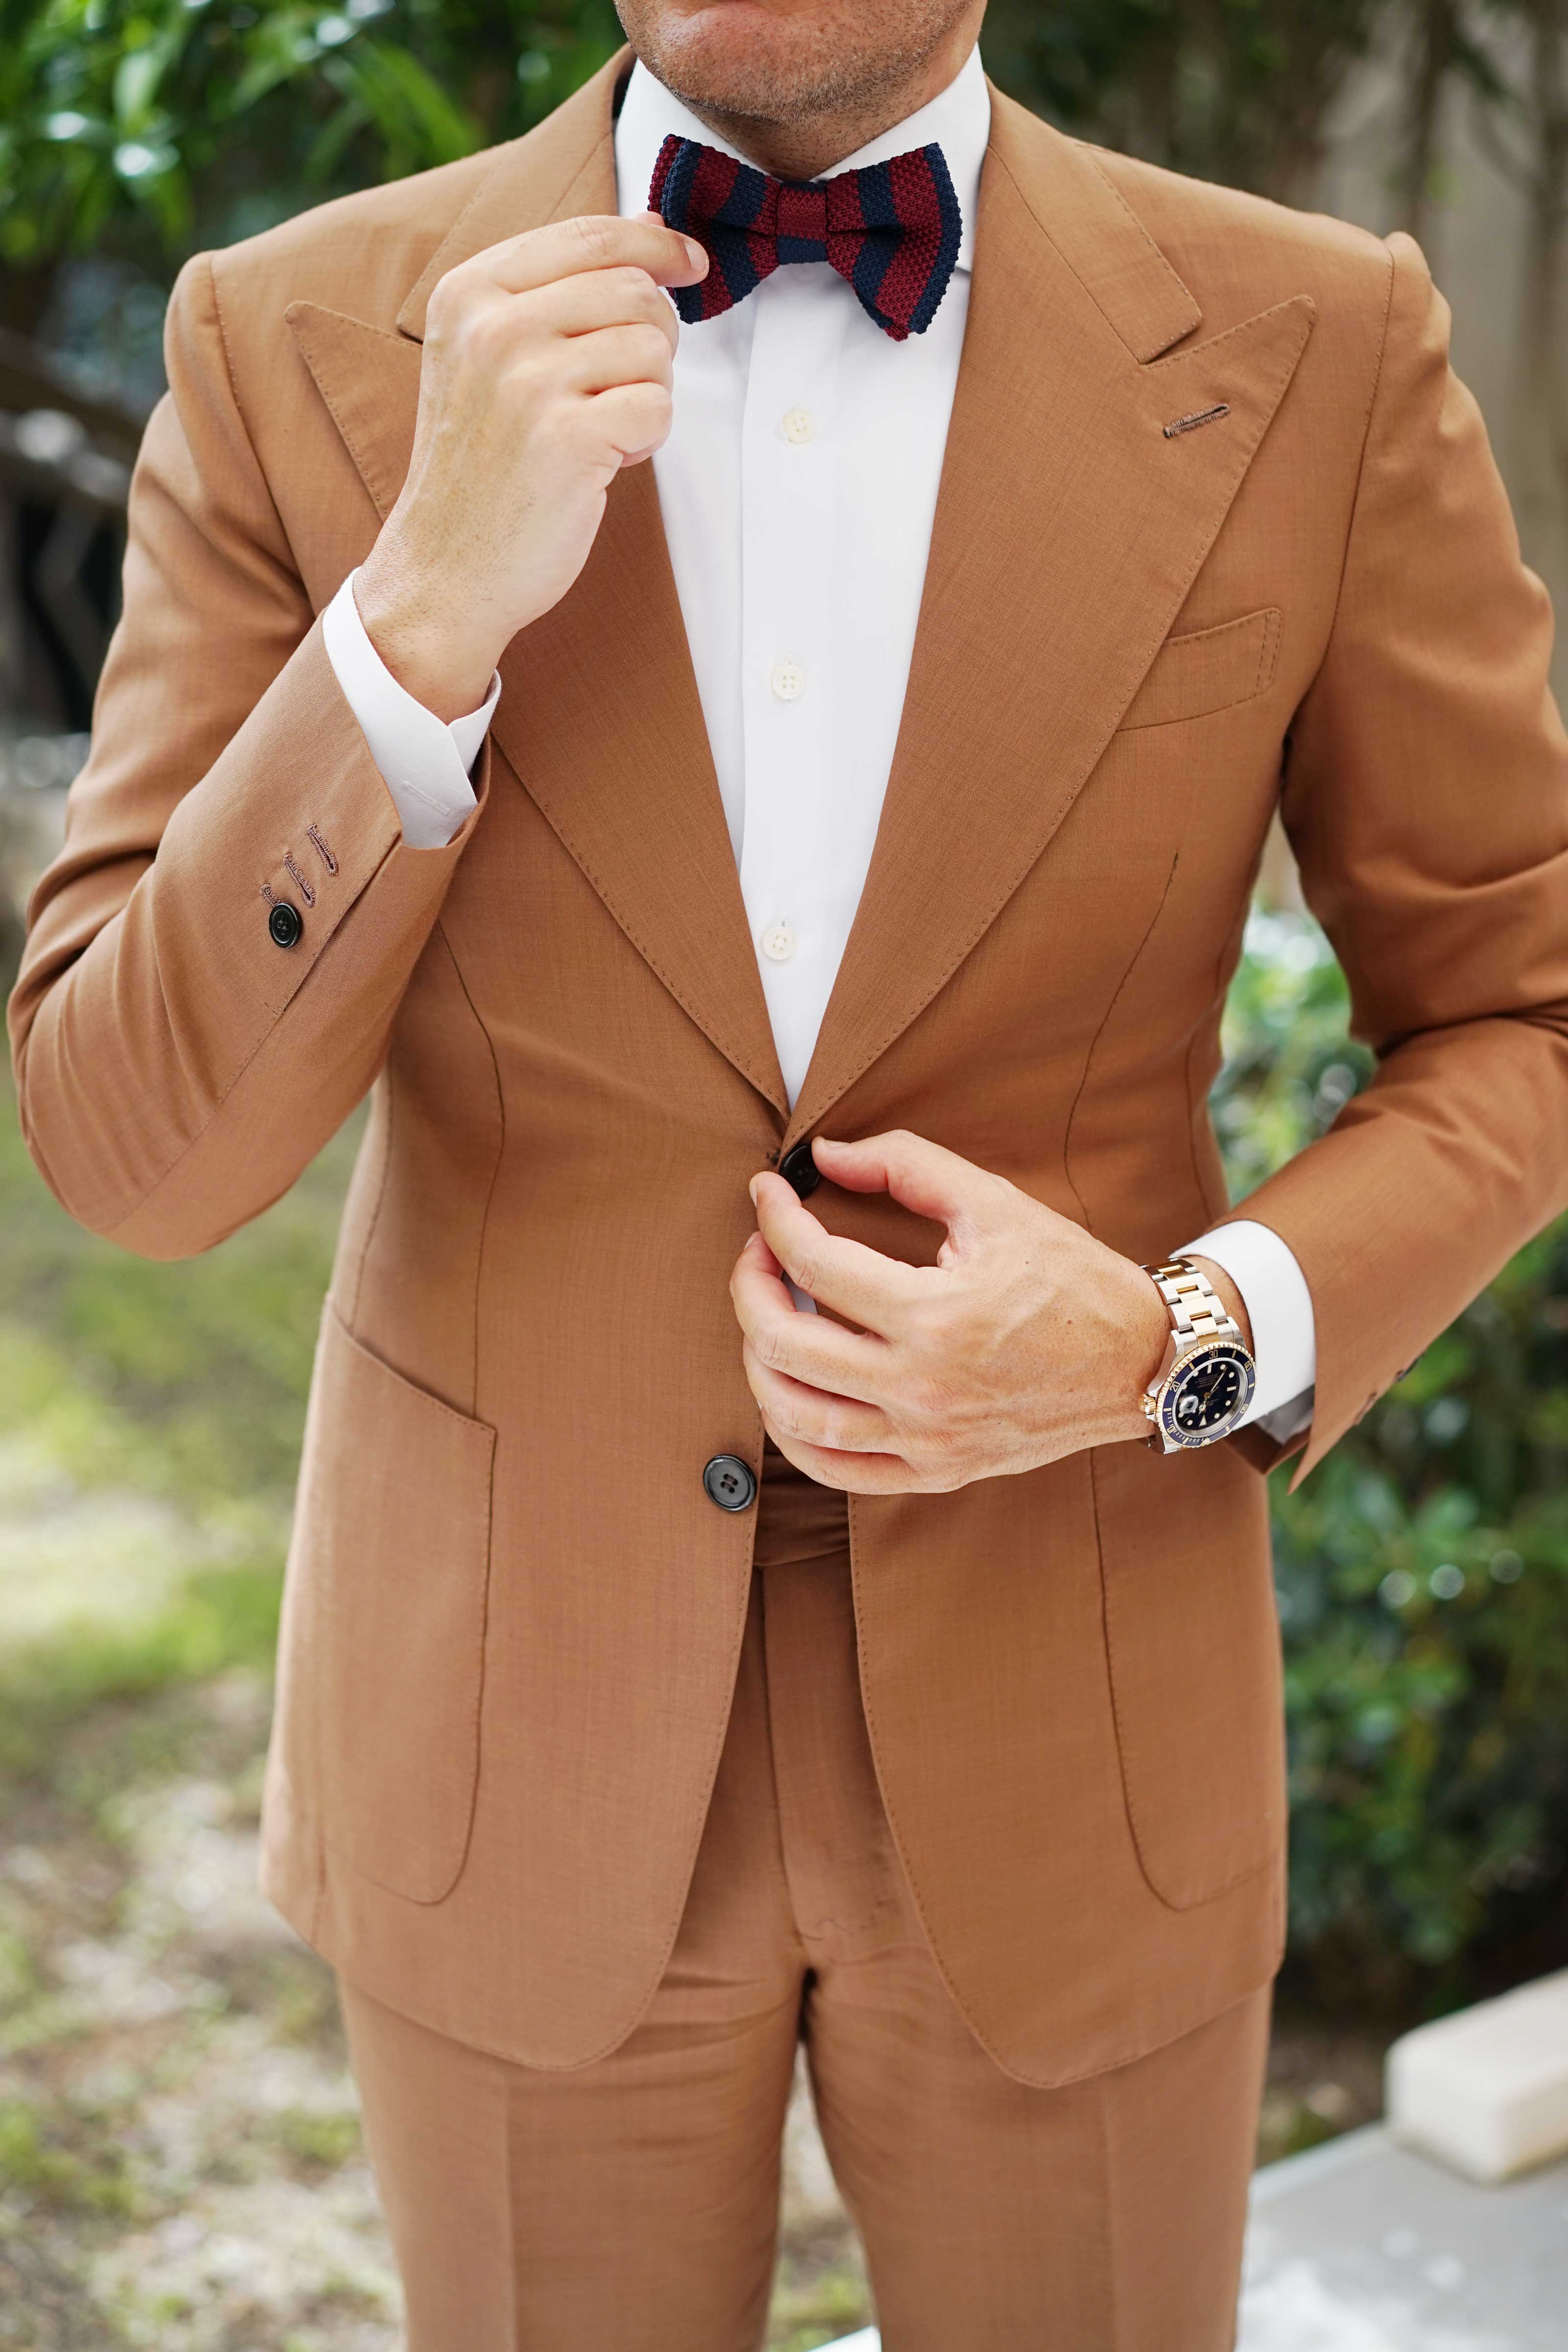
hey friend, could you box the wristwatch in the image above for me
[1140,1257,1257,1452]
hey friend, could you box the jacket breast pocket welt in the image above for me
[1118,607,1282,731]
[275,1302,496,1904]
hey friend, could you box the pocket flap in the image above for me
[1120,607,1281,731]
[1093,1437,1283,1909]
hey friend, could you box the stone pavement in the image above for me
[1240,2124,1568,2351]
[816,2126,1568,2352]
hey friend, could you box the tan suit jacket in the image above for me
[12,55,1568,2084]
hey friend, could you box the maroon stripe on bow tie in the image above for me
[879,149,948,338]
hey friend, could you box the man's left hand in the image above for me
[729,1130,1239,1494]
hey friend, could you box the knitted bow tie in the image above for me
[650,134,962,342]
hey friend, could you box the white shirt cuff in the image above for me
[321,569,499,850]
[1177,1217,1316,1443]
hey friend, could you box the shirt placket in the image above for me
[736,268,844,1109]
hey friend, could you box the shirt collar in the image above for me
[614,43,990,274]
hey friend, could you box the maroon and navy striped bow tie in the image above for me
[650,134,962,343]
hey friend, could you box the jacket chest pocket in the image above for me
[1118,607,1282,731]
[275,1303,496,1904]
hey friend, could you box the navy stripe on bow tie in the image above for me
[649,134,962,342]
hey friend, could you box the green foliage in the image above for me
[0,0,622,275]
[270,2103,363,2169]
[765,2268,875,2352]
[984,0,1384,197]
[0,2094,139,2214]
[0,1078,353,1780]
[1222,909,1568,2005]
[0,1560,284,1780]
[0,0,1408,295]
[1211,907,1373,1196]
[0,1074,351,1505]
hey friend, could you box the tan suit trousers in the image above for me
[339,1453,1271,2351]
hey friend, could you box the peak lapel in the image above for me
[785,96,1315,1149]
[288,49,787,1119]
[286,54,633,524]
[286,303,422,520]
[394,49,626,342]
[497,457,790,1117]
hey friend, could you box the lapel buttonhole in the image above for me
[1163,403,1232,440]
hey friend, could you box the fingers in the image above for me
[534,265,682,357]
[809,1130,1011,1242]
[742,1347,894,1455]
[555,320,676,397]
[759,1421,923,1495]
[582,379,674,462]
[729,1232,890,1403]
[748,1172,922,1333]
[471,212,708,297]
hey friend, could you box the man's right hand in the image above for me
[354,213,708,720]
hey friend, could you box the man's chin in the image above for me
[628,0,900,125]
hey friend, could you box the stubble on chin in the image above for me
[616,0,970,130]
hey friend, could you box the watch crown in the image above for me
[1141,1395,1156,1419]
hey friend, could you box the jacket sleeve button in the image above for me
[703,1455,757,1512]
[268,899,303,948]
[778,1140,821,1199]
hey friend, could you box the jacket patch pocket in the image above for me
[1091,1436,1284,1909]
[280,1303,496,1904]
[1118,607,1281,731]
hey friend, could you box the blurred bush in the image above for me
[1222,910,1568,2009]
[0,0,623,331]
[2,0,1561,318]
[984,0,1384,200]
[3,0,1379,317]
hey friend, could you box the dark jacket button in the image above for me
[268,899,303,949]
[778,1140,820,1199]
[703,1454,757,1513]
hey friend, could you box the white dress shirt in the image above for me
[320,46,1316,1436]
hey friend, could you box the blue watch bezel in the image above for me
[1157,1341,1257,1448]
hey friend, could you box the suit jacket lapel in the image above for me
[290,51,790,1120]
[288,66,1314,1143]
[784,93,1315,1150]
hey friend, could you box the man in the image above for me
[10,0,1568,2340]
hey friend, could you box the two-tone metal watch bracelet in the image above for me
[1141,1258,1245,1350]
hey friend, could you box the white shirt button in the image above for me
[760,922,797,962]
[782,406,815,445]
[770,659,807,702]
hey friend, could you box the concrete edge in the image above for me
[1247,2121,1389,2203]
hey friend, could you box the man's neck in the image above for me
[675,33,979,181]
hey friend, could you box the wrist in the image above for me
[354,543,502,723]
[1127,1262,1171,1415]
[1136,1254,1259,1454]
[1094,1253,1173,1447]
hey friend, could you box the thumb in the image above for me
[809,1130,1001,1241]
[637,206,710,280]
[623,208,708,290]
